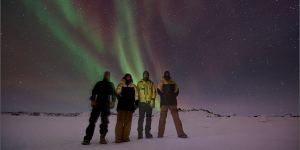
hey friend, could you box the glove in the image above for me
[109,101,115,109]
[134,100,140,110]
[91,100,97,108]
[150,99,155,108]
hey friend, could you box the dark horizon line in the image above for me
[2,108,299,118]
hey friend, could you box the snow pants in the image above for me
[158,105,185,137]
[115,111,133,141]
[83,108,110,141]
[137,102,153,134]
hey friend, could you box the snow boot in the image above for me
[123,138,130,142]
[145,132,153,139]
[115,139,123,143]
[81,139,90,145]
[99,135,108,144]
[178,133,188,138]
[138,132,143,139]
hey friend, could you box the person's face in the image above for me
[104,72,110,80]
[164,72,171,80]
[143,72,149,80]
[164,72,170,77]
[126,75,132,81]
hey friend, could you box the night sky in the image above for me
[2,0,299,115]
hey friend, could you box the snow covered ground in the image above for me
[1,110,299,150]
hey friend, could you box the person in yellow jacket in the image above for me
[115,73,139,143]
[136,71,156,139]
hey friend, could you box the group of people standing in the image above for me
[82,71,187,145]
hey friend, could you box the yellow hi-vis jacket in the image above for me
[137,79,156,103]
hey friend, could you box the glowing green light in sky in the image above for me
[23,0,107,83]
[114,0,145,81]
[22,0,164,110]
[22,0,145,84]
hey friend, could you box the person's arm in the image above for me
[175,88,179,97]
[109,82,116,109]
[137,81,141,100]
[116,82,123,97]
[157,80,163,94]
[90,82,99,108]
[90,82,99,101]
[150,82,156,108]
[111,82,116,102]
[157,88,162,96]
[134,84,140,109]
[134,84,139,100]
[151,82,157,100]
[174,82,179,96]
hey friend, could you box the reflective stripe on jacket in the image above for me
[137,80,156,103]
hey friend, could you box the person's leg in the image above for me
[158,105,168,138]
[83,108,101,143]
[99,109,110,144]
[145,103,153,138]
[169,106,187,138]
[137,103,146,139]
[115,111,125,143]
[123,111,133,142]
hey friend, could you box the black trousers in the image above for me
[137,102,153,134]
[84,107,110,141]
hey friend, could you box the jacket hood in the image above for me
[120,78,134,86]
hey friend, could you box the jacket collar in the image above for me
[161,78,175,84]
[120,79,134,87]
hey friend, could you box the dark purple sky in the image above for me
[2,0,299,115]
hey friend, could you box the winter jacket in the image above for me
[116,79,138,112]
[157,78,179,106]
[137,79,156,103]
[90,79,116,109]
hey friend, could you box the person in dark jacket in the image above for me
[82,71,116,145]
[157,71,187,138]
[115,73,138,143]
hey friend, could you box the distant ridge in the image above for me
[177,108,300,118]
[1,112,81,117]
[2,109,299,118]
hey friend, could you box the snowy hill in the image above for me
[1,109,299,150]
